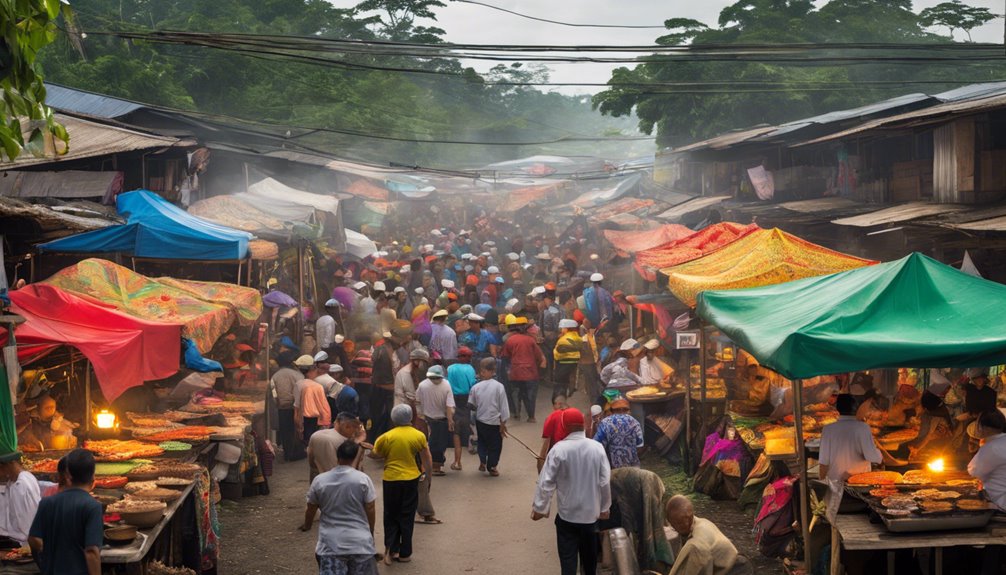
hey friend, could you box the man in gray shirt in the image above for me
[468,357,510,476]
[271,351,306,461]
[300,441,378,574]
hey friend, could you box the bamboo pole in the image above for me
[794,377,812,570]
[83,362,91,438]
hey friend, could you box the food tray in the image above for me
[625,390,683,403]
[881,510,994,533]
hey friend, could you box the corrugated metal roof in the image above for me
[933,81,1006,103]
[0,114,186,169]
[800,92,1006,147]
[44,83,146,119]
[779,197,861,213]
[656,195,730,221]
[951,215,1006,231]
[831,201,967,227]
[0,196,117,231]
[672,126,777,153]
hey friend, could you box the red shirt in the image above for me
[541,408,574,448]
[501,332,544,381]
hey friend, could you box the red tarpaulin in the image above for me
[633,222,761,281]
[6,284,182,401]
[603,224,692,254]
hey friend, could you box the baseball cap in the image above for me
[426,365,445,379]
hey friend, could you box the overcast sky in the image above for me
[329,0,1005,94]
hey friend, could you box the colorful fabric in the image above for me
[188,195,286,233]
[586,198,655,224]
[593,413,644,468]
[609,467,675,570]
[499,183,563,212]
[41,258,262,352]
[603,224,691,254]
[318,554,378,575]
[634,223,760,281]
[7,283,182,401]
[195,468,221,572]
[663,228,876,307]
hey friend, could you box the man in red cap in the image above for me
[532,408,611,575]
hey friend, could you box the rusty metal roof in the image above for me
[831,202,968,227]
[0,114,189,169]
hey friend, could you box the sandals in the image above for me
[450,462,462,471]
[488,468,500,477]
[478,463,486,472]
[417,516,443,524]
[432,470,446,476]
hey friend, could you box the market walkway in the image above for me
[219,386,583,574]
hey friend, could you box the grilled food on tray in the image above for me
[956,499,990,511]
[913,489,962,501]
[881,495,918,510]
[848,471,904,485]
[918,500,954,512]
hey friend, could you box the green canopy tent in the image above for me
[696,252,1006,378]
[696,252,1006,570]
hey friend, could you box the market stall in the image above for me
[697,252,1006,572]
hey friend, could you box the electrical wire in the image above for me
[451,0,666,29]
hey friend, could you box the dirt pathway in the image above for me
[219,387,569,574]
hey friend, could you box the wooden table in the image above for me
[829,513,1006,575]
[101,482,197,574]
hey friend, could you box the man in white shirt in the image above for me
[0,454,41,547]
[315,299,342,352]
[639,339,674,387]
[532,408,611,575]
[299,441,378,574]
[819,394,882,482]
[968,409,1006,512]
[468,358,510,476]
[415,366,455,476]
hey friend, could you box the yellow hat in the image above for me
[505,314,518,326]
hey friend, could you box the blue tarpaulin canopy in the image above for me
[39,190,251,260]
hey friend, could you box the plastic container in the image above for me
[215,442,242,464]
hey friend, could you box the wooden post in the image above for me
[794,377,812,571]
[262,322,272,443]
[683,351,692,471]
[699,322,708,406]
[83,361,91,438]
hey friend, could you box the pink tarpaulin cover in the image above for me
[6,284,181,401]
[603,224,692,254]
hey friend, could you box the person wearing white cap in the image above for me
[553,319,583,400]
[373,281,387,293]
[415,365,456,476]
[639,338,675,387]
[582,272,615,333]
[393,285,413,319]
[316,299,343,352]
[600,339,643,390]
[272,352,307,461]
[356,282,378,316]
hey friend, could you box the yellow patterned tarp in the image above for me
[662,228,877,307]
[41,258,263,352]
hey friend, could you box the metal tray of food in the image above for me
[880,510,994,533]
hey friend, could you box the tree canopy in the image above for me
[36,0,649,166]
[592,0,1006,148]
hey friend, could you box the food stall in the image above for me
[697,252,1006,573]
[2,259,265,573]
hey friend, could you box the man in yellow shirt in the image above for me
[370,404,433,565]
[553,319,582,398]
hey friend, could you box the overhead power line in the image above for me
[452,0,666,29]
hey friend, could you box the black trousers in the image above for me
[555,516,598,575]
[475,420,503,469]
[303,417,319,443]
[368,386,395,442]
[383,478,420,558]
[426,417,450,464]
[277,408,305,461]
[554,363,578,395]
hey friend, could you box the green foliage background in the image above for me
[36,0,650,166]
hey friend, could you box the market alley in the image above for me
[219,389,572,575]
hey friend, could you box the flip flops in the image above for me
[450,462,462,471]
[417,516,443,524]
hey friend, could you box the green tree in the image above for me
[0,0,73,160]
[593,0,1002,147]
[920,0,1002,41]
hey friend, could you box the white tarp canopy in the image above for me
[345,229,378,259]
[246,177,340,217]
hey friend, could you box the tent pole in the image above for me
[83,361,91,438]
[683,351,692,471]
[237,260,243,286]
[793,377,812,571]
[699,321,708,405]
[262,322,272,445]
[247,257,252,286]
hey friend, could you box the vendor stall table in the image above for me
[101,482,197,574]
[829,513,1006,575]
